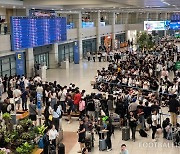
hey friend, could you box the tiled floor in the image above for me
[47,61,180,154]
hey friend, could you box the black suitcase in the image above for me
[49,144,56,154]
[122,127,130,141]
[58,143,65,154]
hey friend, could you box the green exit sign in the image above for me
[175,62,180,69]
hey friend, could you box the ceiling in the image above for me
[1,0,180,12]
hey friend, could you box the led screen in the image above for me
[10,16,67,51]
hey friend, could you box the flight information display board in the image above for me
[10,16,67,51]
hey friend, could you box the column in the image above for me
[93,11,101,51]
[49,43,59,69]
[109,12,116,50]
[26,48,34,78]
[74,12,82,59]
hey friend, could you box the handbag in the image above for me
[49,115,53,121]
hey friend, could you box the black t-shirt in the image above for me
[143,106,152,119]
[79,124,85,137]
[107,123,113,136]
[87,100,95,111]
[168,98,180,113]
[151,104,161,113]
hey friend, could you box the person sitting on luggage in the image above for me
[77,119,86,153]
[129,111,138,142]
[102,118,113,152]
[120,144,129,154]
[162,118,170,138]
[49,125,59,147]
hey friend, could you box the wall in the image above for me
[0,8,6,16]
[126,24,144,31]
[67,28,78,41]
[0,35,11,51]
[81,27,97,39]
[99,25,112,35]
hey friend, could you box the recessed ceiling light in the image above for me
[1,6,4,8]
[13,6,16,8]
[23,6,26,9]
[51,8,54,10]
[82,8,84,9]
[32,8,35,9]
[60,9,63,10]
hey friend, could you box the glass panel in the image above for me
[11,61,16,69]
[2,58,9,64]
[11,69,16,76]
[2,63,10,71]
[2,70,10,77]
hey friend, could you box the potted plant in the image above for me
[16,142,34,154]
[2,113,12,131]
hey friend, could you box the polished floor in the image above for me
[47,60,180,154]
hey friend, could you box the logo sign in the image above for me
[175,62,180,70]
[15,52,25,76]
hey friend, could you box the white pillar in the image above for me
[49,43,59,69]
[110,12,116,50]
[26,48,34,78]
[94,11,101,51]
[75,12,83,59]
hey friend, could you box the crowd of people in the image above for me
[0,39,180,153]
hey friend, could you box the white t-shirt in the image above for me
[152,114,158,126]
[13,89,22,98]
[49,129,58,140]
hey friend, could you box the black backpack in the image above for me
[139,129,148,137]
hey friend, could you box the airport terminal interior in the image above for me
[0,0,180,154]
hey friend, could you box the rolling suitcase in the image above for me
[99,132,107,151]
[58,143,65,154]
[122,127,130,141]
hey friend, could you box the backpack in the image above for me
[147,116,152,125]
[139,129,148,137]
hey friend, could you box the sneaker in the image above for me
[107,148,112,152]
[77,150,81,153]
[152,139,157,142]
[67,121,71,124]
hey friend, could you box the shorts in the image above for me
[67,108,72,115]
[29,115,37,121]
[87,111,95,118]
[78,135,85,143]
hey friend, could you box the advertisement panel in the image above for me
[144,21,166,31]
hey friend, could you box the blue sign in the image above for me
[10,16,67,51]
[15,52,25,76]
[74,41,79,64]
[37,92,42,109]
[82,22,94,28]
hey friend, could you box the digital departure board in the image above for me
[10,16,67,51]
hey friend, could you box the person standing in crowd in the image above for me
[129,111,137,142]
[29,98,37,126]
[137,101,145,130]
[120,144,129,154]
[168,94,180,126]
[13,85,22,111]
[93,53,96,62]
[87,51,91,61]
[74,90,82,113]
[152,109,158,142]
[66,94,73,124]
[52,104,61,131]
[77,119,86,153]
[21,87,29,111]
[59,87,67,113]
[3,74,8,93]
[104,118,113,152]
